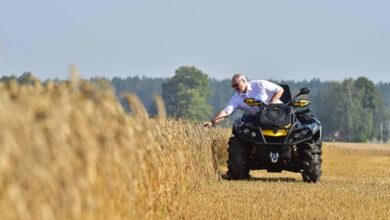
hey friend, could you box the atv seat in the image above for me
[279,84,292,104]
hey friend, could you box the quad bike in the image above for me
[226,85,322,183]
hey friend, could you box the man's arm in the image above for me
[203,110,229,128]
[269,86,284,103]
[259,80,284,104]
[204,95,237,128]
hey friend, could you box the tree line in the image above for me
[2,68,390,142]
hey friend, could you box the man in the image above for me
[203,73,284,128]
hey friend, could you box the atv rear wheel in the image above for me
[300,142,322,183]
[226,136,250,180]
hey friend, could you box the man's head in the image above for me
[231,73,248,92]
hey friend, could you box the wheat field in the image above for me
[0,80,389,219]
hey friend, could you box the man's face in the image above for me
[231,77,246,92]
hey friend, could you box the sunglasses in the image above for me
[231,79,243,88]
[231,83,239,88]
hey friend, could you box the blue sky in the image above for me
[1,0,389,82]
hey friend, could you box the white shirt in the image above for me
[223,80,282,115]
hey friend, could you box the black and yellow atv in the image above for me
[227,86,322,183]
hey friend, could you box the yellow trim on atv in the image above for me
[261,129,289,137]
[243,98,262,106]
[292,99,310,107]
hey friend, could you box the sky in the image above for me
[1,0,389,82]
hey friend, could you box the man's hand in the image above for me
[203,121,213,128]
[203,111,228,128]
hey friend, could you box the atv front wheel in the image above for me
[300,142,322,183]
[226,136,250,180]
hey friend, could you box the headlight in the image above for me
[239,127,257,138]
[290,128,311,142]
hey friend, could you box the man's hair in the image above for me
[232,73,246,82]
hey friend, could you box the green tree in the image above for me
[351,77,384,141]
[18,72,38,84]
[377,82,390,108]
[316,77,386,142]
[209,78,233,115]
[315,81,349,140]
[0,72,37,84]
[162,66,212,121]
[110,76,166,114]
[0,75,17,83]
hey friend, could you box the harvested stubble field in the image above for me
[0,80,389,219]
[176,143,390,219]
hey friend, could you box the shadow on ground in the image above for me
[221,174,299,183]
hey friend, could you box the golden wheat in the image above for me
[0,80,225,220]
